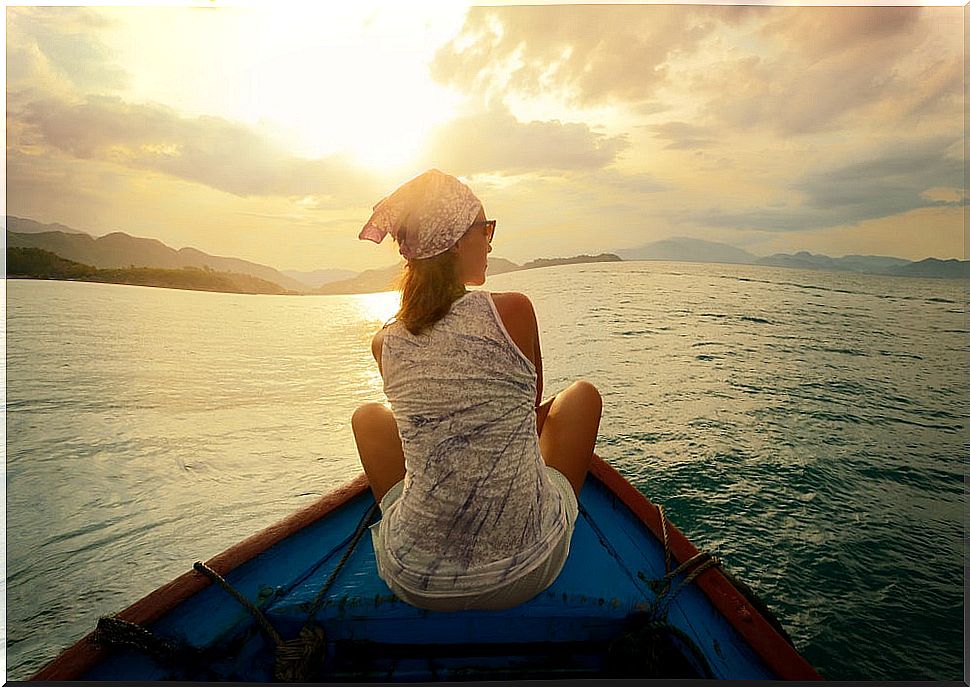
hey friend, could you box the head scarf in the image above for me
[358,169,482,260]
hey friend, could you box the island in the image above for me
[7,247,295,295]
[519,253,622,270]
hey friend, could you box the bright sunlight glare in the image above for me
[354,290,400,326]
[231,3,465,172]
[110,3,469,173]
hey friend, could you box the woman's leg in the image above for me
[538,381,602,497]
[351,402,406,502]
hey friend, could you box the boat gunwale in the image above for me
[30,473,371,681]
[588,457,821,680]
[31,456,820,681]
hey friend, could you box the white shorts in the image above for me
[371,466,580,612]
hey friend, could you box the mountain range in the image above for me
[6,218,308,292]
[618,237,968,279]
[5,218,967,294]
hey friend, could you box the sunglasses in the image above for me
[469,219,496,243]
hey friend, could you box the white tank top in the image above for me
[378,290,567,596]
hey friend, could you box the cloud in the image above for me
[431,5,745,107]
[6,6,129,96]
[419,107,628,174]
[646,122,716,150]
[689,137,963,232]
[14,94,385,203]
[697,7,955,135]
[760,6,920,61]
[432,5,955,139]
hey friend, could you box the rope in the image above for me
[195,501,379,682]
[301,502,380,626]
[652,553,720,619]
[91,615,215,680]
[192,561,284,647]
[658,504,672,575]
[605,502,721,678]
[648,503,720,620]
[273,501,379,682]
[92,499,379,682]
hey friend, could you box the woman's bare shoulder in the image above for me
[371,327,387,363]
[490,291,535,321]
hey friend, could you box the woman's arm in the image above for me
[371,328,386,376]
[491,291,545,426]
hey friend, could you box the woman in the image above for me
[352,169,602,611]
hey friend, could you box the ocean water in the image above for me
[5,261,966,680]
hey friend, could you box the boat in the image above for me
[32,454,821,681]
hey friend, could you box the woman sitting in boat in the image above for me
[352,169,602,612]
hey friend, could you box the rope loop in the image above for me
[648,502,720,621]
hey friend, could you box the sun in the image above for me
[222,4,466,173]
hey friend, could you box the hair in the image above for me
[395,250,465,336]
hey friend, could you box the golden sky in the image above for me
[5,2,965,271]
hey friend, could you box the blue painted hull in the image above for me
[37,460,819,681]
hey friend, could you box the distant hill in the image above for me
[315,257,522,295]
[5,216,89,235]
[827,254,913,273]
[315,263,404,295]
[8,247,294,295]
[7,222,307,292]
[486,257,520,276]
[283,268,358,289]
[884,258,970,279]
[617,237,756,264]
[755,251,967,278]
[615,237,966,280]
[754,251,912,273]
[313,253,628,295]
[519,253,621,270]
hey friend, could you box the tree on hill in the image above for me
[7,247,294,295]
[7,247,98,279]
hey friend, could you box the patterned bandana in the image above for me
[358,169,482,260]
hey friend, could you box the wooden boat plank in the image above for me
[261,479,775,679]
[589,457,820,679]
[33,474,370,681]
[34,457,821,681]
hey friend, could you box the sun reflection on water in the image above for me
[353,290,400,327]
[350,290,399,397]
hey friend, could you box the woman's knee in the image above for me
[352,402,392,431]
[566,380,602,412]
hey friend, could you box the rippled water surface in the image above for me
[5,262,967,680]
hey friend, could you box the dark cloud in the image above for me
[14,94,385,203]
[689,137,963,232]
[419,107,627,174]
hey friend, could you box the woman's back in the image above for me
[378,290,567,595]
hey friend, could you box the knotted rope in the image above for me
[92,615,214,680]
[606,502,720,678]
[649,503,720,620]
[194,501,380,682]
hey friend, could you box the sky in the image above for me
[4,1,965,272]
